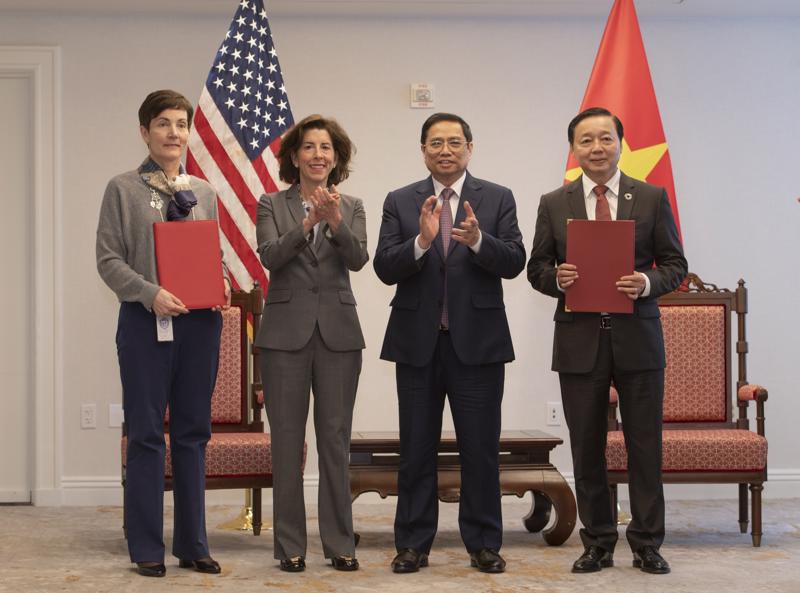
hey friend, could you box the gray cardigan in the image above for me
[96,168,221,309]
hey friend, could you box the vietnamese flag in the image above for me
[566,0,682,241]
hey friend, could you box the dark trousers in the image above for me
[559,328,665,553]
[117,302,222,563]
[394,331,504,554]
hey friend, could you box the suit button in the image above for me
[311,287,319,294]
[311,261,318,267]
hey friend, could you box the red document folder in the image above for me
[565,219,635,314]
[153,220,226,309]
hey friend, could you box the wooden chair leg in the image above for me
[749,483,763,547]
[252,488,262,536]
[610,484,618,524]
[738,483,749,533]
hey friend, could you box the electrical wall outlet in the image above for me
[108,403,124,428]
[80,403,97,429]
[546,401,563,426]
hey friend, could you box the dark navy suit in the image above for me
[374,172,525,554]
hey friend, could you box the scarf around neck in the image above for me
[138,157,198,221]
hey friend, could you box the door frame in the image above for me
[0,46,61,505]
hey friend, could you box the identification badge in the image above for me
[156,316,174,342]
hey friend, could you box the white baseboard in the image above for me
[31,488,62,506]
[0,489,32,504]
[42,469,800,507]
[60,476,122,506]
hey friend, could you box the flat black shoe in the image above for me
[136,562,166,577]
[572,546,614,573]
[469,548,506,573]
[178,557,221,574]
[633,546,670,574]
[391,548,429,573]
[331,555,359,571]
[279,556,306,572]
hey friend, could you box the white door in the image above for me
[0,73,32,503]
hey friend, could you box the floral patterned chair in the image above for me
[122,288,274,535]
[605,274,768,546]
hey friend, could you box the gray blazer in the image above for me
[254,184,368,352]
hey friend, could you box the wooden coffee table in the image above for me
[349,429,576,545]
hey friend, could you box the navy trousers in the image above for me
[394,331,504,554]
[117,302,222,563]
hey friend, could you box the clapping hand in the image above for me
[417,195,441,249]
[451,201,480,247]
[309,185,343,231]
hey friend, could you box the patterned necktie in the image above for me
[439,188,454,253]
[439,188,454,329]
[593,185,612,221]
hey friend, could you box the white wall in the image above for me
[1,5,797,504]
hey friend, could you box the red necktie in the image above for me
[439,188,454,329]
[593,185,612,221]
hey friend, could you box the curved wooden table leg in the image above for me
[523,491,552,533]
[538,471,577,546]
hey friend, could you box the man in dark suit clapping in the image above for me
[374,113,525,574]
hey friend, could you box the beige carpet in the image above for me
[1,498,798,593]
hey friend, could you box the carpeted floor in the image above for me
[1,498,798,592]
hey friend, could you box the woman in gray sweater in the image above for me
[96,90,230,578]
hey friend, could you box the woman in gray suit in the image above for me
[254,115,368,572]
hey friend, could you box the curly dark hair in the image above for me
[277,114,354,185]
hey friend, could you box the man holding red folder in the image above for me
[527,108,687,575]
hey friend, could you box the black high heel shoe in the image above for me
[331,555,359,571]
[178,557,221,574]
[279,556,306,572]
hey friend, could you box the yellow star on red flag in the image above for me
[566,140,668,183]
[565,0,682,241]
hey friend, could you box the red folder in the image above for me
[153,220,226,309]
[565,219,634,314]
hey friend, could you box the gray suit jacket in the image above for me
[254,185,368,352]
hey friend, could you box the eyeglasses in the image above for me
[424,138,469,152]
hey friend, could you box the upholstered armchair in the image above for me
[606,274,768,546]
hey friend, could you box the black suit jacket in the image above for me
[374,172,526,367]
[527,173,687,373]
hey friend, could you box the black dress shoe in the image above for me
[279,556,306,572]
[178,557,221,574]
[136,562,166,577]
[572,546,614,573]
[391,548,429,573]
[331,555,359,571]
[469,548,506,573]
[633,546,670,574]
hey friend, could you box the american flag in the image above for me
[187,0,294,292]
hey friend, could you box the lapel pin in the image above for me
[624,192,632,200]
